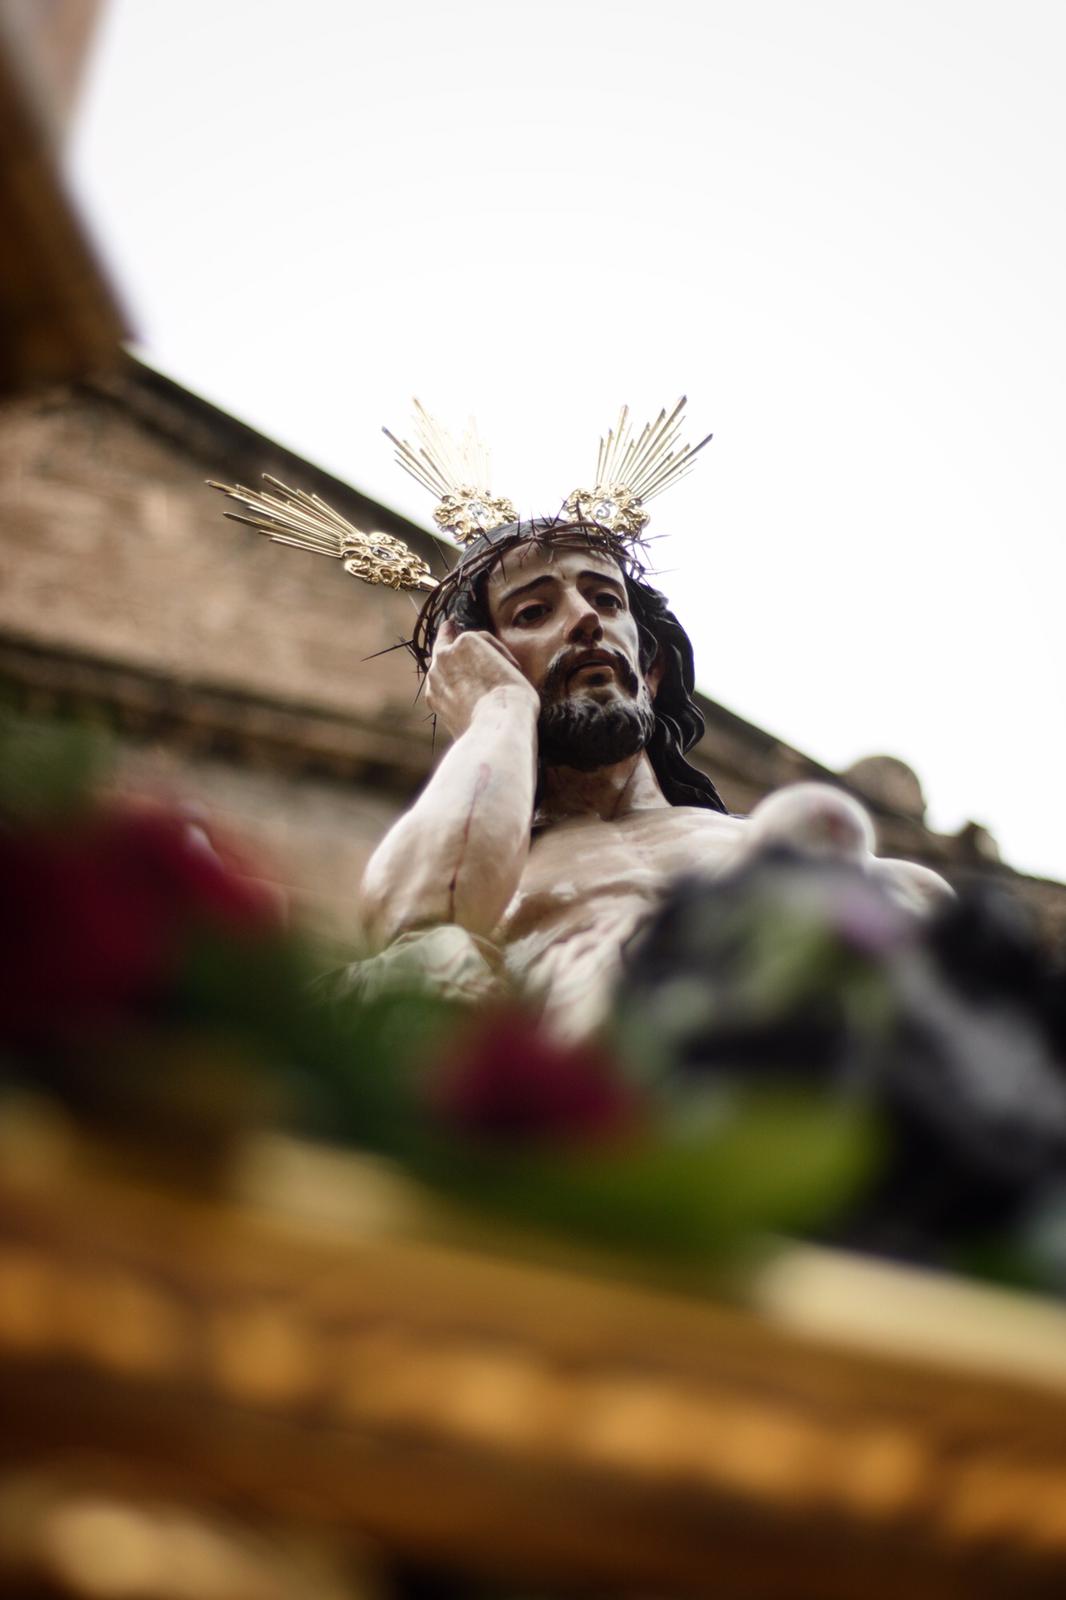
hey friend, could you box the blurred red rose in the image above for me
[0,805,280,1049]
[428,1011,639,1146]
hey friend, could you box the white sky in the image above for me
[67,0,1066,880]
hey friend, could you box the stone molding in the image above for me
[0,629,428,798]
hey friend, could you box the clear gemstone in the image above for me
[467,499,491,527]
[591,498,618,524]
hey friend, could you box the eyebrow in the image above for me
[495,569,626,609]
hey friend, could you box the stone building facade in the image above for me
[2,358,1063,951]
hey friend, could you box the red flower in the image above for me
[0,805,280,1049]
[428,1011,639,1147]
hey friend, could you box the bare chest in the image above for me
[498,807,746,941]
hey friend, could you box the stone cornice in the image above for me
[0,629,430,798]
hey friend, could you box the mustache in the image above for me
[539,646,640,702]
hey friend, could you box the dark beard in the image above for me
[536,648,655,772]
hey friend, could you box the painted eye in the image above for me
[596,592,622,610]
[514,603,548,626]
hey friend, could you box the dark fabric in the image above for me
[617,853,1066,1270]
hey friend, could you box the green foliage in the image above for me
[403,1086,880,1260]
[0,709,109,824]
[302,986,470,1153]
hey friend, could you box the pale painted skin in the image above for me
[361,543,951,1037]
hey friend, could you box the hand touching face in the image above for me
[425,618,539,740]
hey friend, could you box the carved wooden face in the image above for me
[485,543,661,708]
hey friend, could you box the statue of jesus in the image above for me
[359,519,951,1038]
[209,402,951,1039]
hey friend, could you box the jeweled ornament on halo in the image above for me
[433,487,520,544]
[563,482,650,539]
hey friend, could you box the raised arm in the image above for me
[360,622,540,950]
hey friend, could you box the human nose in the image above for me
[563,593,602,643]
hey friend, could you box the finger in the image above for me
[476,634,524,670]
[424,666,445,714]
[441,628,505,660]
[430,621,459,668]
[486,637,522,669]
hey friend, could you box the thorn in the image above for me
[361,638,412,662]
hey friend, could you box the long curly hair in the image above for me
[411,518,728,813]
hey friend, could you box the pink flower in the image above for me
[428,1011,639,1146]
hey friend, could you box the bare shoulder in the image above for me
[622,804,745,836]
[656,804,746,829]
[616,804,747,874]
[642,798,955,917]
[523,804,744,883]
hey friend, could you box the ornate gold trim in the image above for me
[207,475,437,591]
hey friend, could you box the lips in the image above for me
[540,645,639,706]
[565,650,617,683]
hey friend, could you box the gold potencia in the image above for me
[384,399,518,545]
[206,474,438,592]
[564,397,712,539]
